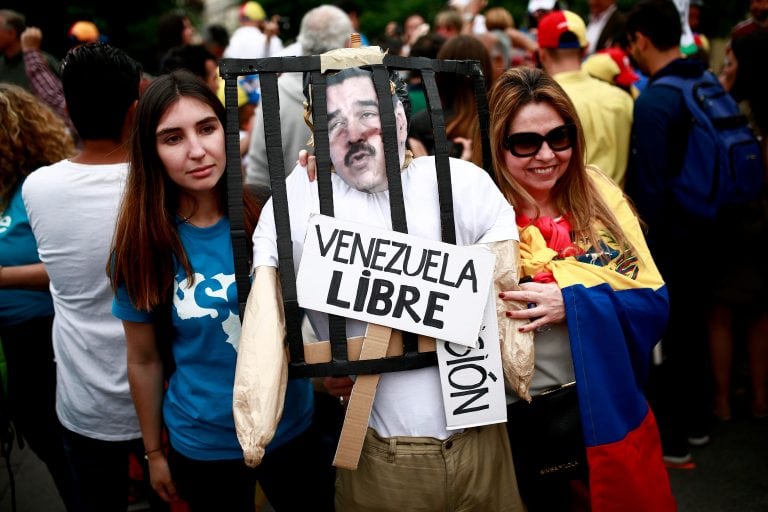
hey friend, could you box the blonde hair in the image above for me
[488,68,632,252]
[0,84,75,211]
[485,7,515,31]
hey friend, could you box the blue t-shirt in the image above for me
[113,216,313,460]
[0,183,53,325]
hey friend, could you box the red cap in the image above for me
[537,10,587,49]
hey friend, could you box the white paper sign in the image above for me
[296,214,495,347]
[437,289,507,430]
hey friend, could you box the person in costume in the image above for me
[492,67,675,511]
[109,70,333,511]
[234,47,527,511]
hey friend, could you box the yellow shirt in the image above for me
[554,69,634,187]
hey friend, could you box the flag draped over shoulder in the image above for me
[518,168,676,512]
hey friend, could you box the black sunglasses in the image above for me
[502,123,577,158]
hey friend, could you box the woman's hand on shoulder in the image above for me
[298,150,317,182]
[499,281,566,333]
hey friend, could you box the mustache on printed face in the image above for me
[344,142,377,168]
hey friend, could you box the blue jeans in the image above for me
[61,428,157,512]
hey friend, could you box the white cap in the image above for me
[528,0,556,13]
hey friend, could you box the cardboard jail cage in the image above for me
[219,50,493,379]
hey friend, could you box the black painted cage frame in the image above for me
[219,54,492,378]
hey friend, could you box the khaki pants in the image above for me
[336,423,524,512]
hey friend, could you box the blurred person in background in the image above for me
[537,10,634,186]
[585,0,626,54]
[708,29,768,421]
[202,24,229,60]
[160,43,220,93]
[0,11,72,132]
[0,83,76,511]
[245,4,352,191]
[400,13,427,56]
[408,34,492,164]
[224,1,283,59]
[156,10,196,72]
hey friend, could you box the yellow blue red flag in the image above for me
[519,169,676,511]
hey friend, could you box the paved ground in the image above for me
[1,413,766,511]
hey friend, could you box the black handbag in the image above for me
[506,382,587,482]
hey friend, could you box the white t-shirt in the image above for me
[253,156,517,439]
[22,160,141,441]
[586,3,617,54]
[224,26,284,59]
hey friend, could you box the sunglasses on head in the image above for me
[502,123,577,158]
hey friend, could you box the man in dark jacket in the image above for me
[625,0,712,468]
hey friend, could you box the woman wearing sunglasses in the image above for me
[490,68,675,511]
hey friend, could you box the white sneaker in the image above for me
[687,434,711,446]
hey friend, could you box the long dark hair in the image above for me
[109,70,227,310]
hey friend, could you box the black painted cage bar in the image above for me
[219,53,492,378]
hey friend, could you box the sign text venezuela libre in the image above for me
[296,215,495,347]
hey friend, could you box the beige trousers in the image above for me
[335,423,525,512]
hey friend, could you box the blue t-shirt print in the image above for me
[174,271,241,351]
[161,219,246,460]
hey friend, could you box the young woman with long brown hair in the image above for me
[109,70,331,511]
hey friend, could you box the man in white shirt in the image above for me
[223,1,283,59]
[585,0,626,54]
[22,43,152,512]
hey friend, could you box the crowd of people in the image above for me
[1,0,767,511]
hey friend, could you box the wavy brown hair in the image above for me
[0,84,75,211]
[109,70,227,311]
[488,67,631,252]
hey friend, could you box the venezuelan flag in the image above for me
[519,168,676,511]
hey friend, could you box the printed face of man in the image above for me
[325,74,407,193]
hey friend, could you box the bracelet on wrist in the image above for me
[144,447,164,460]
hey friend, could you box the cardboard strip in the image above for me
[333,323,392,469]
[299,333,435,364]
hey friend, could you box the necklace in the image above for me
[178,211,223,228]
